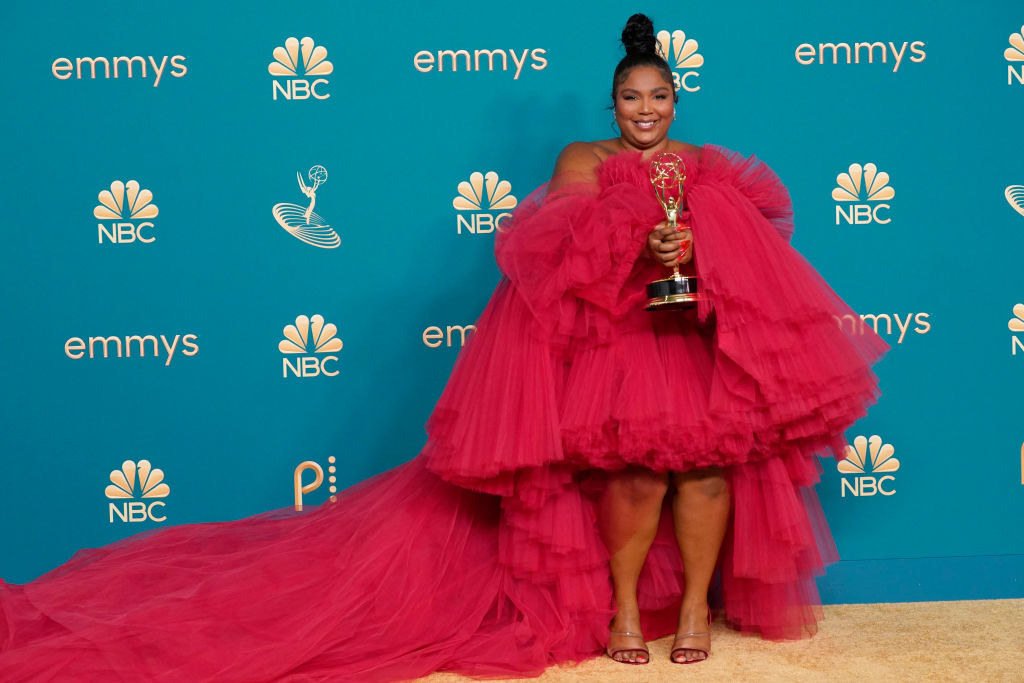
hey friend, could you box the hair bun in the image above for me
[621,13,656,56]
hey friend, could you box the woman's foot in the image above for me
[606,613,649,664]
[671,605,711,664]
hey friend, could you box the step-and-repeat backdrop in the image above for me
[2,1,1022,600]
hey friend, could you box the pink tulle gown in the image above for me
[0,146,886,681]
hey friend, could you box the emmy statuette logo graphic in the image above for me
[272,165,340,248]
[279,314,343,378]
[1006,25,1024,85]
[106,459,170,523]
[837,435,900,497]
[269,37,333,100]
[453,172,517,234]
[656,29,704,92]
[832,163,894,225]
[1006,185,1024,218]
[1009,304,1024,355]
[293,456,338,511]
[94,180,159,244]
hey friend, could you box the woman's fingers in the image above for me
[648,225,693,264]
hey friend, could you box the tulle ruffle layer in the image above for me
[1,146,886,680]
[0,460,615,681]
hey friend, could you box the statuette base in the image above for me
[645,275,700,311]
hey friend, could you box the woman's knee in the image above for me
[672,467,728,499]
[608,468,670,506]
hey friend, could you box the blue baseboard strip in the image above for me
[817,555,1024,603]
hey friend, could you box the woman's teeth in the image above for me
[635,120,657,130]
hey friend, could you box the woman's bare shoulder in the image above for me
[552,141,608,175]
[549,141,618,188]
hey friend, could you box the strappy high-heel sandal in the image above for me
[670,608,711,664]
[606,630,650,664]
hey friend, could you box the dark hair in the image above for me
[611,14,677,104]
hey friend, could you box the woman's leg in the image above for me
[671,466,730,662]
[598,467,669,663]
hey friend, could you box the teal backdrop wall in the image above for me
[2,0,1022,601]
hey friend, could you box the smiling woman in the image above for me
[490,11,886,666]
[0,12,886,683]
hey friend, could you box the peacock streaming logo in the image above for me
[105,459,170,523]
[279,314,343,378]
[1010,304,1024,355]
[837,435,900,497]
[272,165,339,248]
[1006,185,1024,217]
[1006,25,1024,85]
[832,163,894,226]
[453,172,517,235]
[293,457,338,510]
[656,29,704,92]
[269,37,333,100]
[94,180,159,244]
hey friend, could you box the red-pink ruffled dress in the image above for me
[0,146,886,682]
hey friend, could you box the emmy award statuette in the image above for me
[645,152,700,311]
[272,164,341,249]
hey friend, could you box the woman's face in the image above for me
[613,65,675,152]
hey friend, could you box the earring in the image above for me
[673,109,677,121]
[611,116,620,133]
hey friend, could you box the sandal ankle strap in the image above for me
[609,630,644,638]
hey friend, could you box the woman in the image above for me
[0,13,885,681]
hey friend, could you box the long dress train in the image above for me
[0,145,886,681]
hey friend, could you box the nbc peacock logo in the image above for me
[1006,25,1024,85]
[656,29,704,93]
[453,171,517,235]
[94,180,159,244]
[269,36,333,100]
[293,456,338,511]
[279,314,343,378]
[105,459,170,523]
[837,435,900,497]
[832,163,894,226]
[1006,185,1024,218]
[272,165,339,248]
[1009,303,1024,355]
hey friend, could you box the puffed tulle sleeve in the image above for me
[493,175,665,342]
[425,167,666,494]
[688,146,887,458]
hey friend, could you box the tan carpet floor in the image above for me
[420,599,1024,682]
